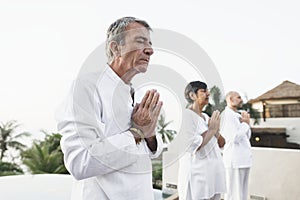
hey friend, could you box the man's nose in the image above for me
[144,46,154,56]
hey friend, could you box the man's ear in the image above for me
[189,92,197,101]
[110,41,121,57]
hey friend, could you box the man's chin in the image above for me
[135,65,148,73]
[140,68,147,73]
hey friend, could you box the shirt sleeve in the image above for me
[147,134,164,159]
[181,110,204,154]
[234,122,251,143]
[56,79,139,180]
[220,109,250,144]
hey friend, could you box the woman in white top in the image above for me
[178,81,226,200]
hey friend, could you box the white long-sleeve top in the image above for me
[56,65,163,200]
[178,109,226,199]
[220,106,252,168]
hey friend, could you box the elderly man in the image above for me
[220,91,252,200]
[57,17,163,200]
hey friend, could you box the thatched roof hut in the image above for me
[249,80,300,121]
[249,80,300,103]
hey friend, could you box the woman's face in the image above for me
[194,88,210,106]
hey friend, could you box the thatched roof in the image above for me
[249,80,300,103]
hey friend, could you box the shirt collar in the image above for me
[226,106,241,117]
[105,64,132,88]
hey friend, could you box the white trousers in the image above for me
[196,194,221,200]
[185,182,221,200]
[224,168,250,200]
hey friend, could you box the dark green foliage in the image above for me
[0,120,30,160]
[0,161,23,176]
[203,86,226,116]
[152,162,162,189]
[21,133,68,174]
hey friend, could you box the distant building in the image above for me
[250,127,300,149]
[249,80,300,148]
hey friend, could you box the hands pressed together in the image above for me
[239,111,250,125]
[208,110,221,136]
[208,110,225,148]
[130,89,163,149]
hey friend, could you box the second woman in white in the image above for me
[178,81,226,200]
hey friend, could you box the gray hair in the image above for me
[105,16,152,63]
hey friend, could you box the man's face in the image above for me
[119,22,154,74]
[231,92,243,108]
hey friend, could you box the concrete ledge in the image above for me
[249,147,300,200]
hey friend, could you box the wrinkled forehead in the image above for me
[123,27,151,40]
[124,22,150,38]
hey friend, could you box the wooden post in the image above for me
[263,101,266,122]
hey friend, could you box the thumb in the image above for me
[132,103,140,114]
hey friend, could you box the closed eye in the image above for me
[136,39,144,43]
[135,36,152,46]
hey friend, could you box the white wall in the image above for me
[162,152,179,195]
[249,147,300,200]
[163,147,300,200]
[0,174,163,200]
[0,174,73,200]
[162,131,183,195]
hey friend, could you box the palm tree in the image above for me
[157,115,177,144]
[21,132,68,174]
[0,161,23,176]
[0,120,30,160]
[204,86,227,116]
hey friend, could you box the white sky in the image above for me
[1,0,300,136]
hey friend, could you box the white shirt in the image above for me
[220,106,252,168]
[178,109,226,199]
[56,65,163,200]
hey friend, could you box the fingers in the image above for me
[211,110,220,120]
[132,89,162,128]
[210,110,220,131]
[139,90,150,108]
[241,111,246,118]
[139,89,160,110]
[144,90,156,109]
[132,100,163,138]
[152,101,163,120]
[239,111,250,125]
[150,92,160,110]
[241,111,250,119]
[132,103,139,114]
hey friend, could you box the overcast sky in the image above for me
[1,0,300,136]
